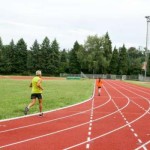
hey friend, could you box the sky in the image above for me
[0,0,150,50]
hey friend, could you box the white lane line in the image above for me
[126,121,129,124]
[138,139,142,144]
[107,81,150,148]
[128,124,131,128]
[1,87,112,134]
[87,137,90,141]
[1,82,148,150]
[86,93,95,149]
[88,132,91,136]
[134,133,138,137]
[86,144,90,149]
[131,128,134,132]
[64,81,150,149]
[0,93,95,123]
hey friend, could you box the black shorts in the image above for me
[31,93,42,100]
[98,87,101,89]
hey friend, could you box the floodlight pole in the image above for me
[145,16,150,79]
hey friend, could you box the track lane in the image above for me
[0,80,149,150]
[65,80,149,150]
[1,79,112,148]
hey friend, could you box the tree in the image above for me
[40,37,51,74]
[49,39,60,75]
[15,38,27,73]
[29,40,40,72]
[0,37,3,73]
[103,32,112,61]
[84,35,108,74]
[118,45,128,75]
[127,47,143,75]
[60,49,69,73]
[69,41,81,74]
[1,40,16,74]
[146,53,150,76]
[109,47,119,74]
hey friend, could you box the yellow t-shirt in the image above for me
[31,76,42,93]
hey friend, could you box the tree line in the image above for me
[0,32,147,76]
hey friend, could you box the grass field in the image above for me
[0,78,94,120]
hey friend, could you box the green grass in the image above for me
[124,80,150,88]
[0,79,94,120]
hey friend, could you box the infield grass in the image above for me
[0,78,94,120]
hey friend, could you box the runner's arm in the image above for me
[37,79,43,90]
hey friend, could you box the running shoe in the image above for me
[24,107,29,115]
[39,112,43,117]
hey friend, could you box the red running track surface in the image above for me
[0,80,149,150]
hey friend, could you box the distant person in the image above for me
[96,78,103,96]
[24,70,44,116]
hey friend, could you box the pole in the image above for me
[145,16,150,79]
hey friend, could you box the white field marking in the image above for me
[131,100,150,115]
[106,81,150,143]
[0,109,91,134]
[128,124,131,128]
[85,82,95,150]
[134,140,150,150]
[134,133,138,137]
[2,99,103,133]
[110,80,150,99]
[0,80,97,123]
[86,144,90,149]
[111,96,143,145]
[1,81,148,150]
[131,128,134,132]
[64,103,150,150]
[119,81,150,94]
[64,81,150,150]
[0,120,92,149]
[138,139,142,143]
[89,127,92,130]
[0,84,113,134]
[0,84,129,149]
[107,80,150,115]
[126,121,129,124]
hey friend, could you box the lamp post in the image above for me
[145,16,150,79]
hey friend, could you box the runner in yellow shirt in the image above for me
[24,70,44,116]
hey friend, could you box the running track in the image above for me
[0,80,150,150]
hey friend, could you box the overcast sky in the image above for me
[0,0,150,50]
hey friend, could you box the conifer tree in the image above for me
[15,38,27,73]
[118,45,128,75]
[109,47,119,74]
[69,41,81,73]
[49,39,60,75]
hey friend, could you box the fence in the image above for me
[60,73,150,81]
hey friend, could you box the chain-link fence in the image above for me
[60,73,150,81]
